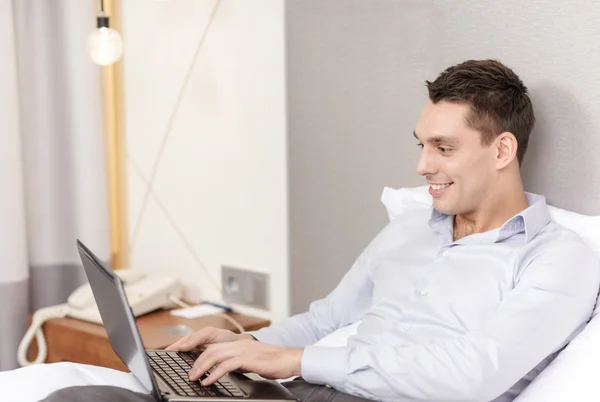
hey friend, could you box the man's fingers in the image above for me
[164,335,188,351]
[189,344,239,381]
[165,334,197,351]
[164,338,186,351]
[169,340,195,351]
[189,345,220,381]
[201,359,241,386]
[166,329,213,351]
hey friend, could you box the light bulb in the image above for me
[88,15,123,66]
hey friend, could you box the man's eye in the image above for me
[416,143,424,149]
[438,147,450,153]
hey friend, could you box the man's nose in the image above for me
[416,149,435,176]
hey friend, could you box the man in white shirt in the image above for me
[42,60,600,402]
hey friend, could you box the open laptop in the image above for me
[76,239,298,402]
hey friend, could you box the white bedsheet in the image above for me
[1,314,598,402]
[0,361,148,402]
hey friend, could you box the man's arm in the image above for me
[246,250,374,347]
[245,225,391,348]
[301,242,600,402]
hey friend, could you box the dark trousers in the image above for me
[40,378,373,402]
[283,378,372,402]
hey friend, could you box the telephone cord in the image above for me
[17,304,71,367]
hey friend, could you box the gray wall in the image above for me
[286,0,600,314]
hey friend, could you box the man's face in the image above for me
[414,100,497,216]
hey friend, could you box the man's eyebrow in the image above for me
[429,136,458,145]
[413,131,458,145]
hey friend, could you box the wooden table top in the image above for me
[46,309,270,349]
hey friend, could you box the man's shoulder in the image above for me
[535,220,596,255]
[525,220,600,276]
[522,222,600,306]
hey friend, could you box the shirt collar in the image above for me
[428,192,551,244]
[504,193,551,242]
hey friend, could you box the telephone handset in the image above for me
[17,270,183,367]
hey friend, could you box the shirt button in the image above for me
[419,289,428,296]
[442,250,449,257]
[401,323,411,331]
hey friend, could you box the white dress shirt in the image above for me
[249,194,600,401]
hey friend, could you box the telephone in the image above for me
[17,270,183,367]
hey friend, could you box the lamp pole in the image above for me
[98,0,129,269]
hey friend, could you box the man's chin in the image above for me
[432,200,455,216]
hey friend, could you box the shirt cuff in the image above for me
[301,345,349,387]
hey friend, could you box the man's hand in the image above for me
[187,339,303,386]
[165,327,303,385]
[165,327,253,352]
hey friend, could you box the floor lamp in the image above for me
[90,0,129,269]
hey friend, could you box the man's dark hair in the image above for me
[426,59,535,165]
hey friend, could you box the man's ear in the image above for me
[495,132,518,169]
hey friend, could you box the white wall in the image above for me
[123,0,288,321]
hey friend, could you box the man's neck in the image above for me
[453,182,529,241]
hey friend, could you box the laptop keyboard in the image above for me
[147,350,244,398]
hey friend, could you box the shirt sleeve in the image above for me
[301,241,600,402]
[245,225,391,348]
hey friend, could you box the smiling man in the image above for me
[42,60,600,402]
[160,60,600,402]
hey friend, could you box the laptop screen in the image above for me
[77,240,160,400]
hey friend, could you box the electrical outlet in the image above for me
[221,266,269,310]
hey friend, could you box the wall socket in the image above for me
[221,266,269,310]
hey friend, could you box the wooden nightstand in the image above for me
[29,310,270,371]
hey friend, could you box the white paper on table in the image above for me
[170,304,226,319]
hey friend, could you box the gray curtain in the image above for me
[0,0,111,370]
